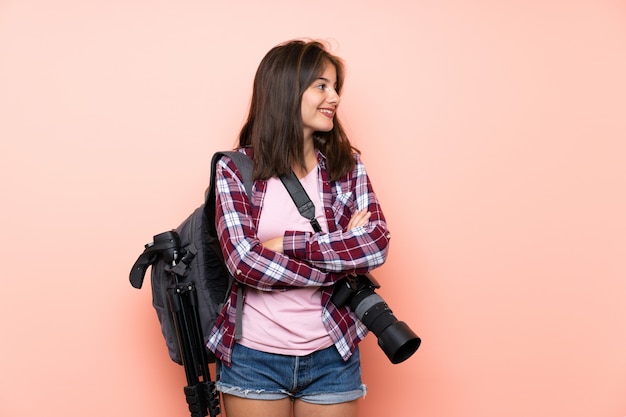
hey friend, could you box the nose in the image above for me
[327,88,340,105]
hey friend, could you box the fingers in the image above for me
[347,209,371,231]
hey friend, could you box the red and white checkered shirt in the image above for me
[207,148,391,366]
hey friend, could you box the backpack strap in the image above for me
[279,171,323,233]
[206,151,254,236]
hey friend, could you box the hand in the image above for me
[346,209,371,231]
[261,236,284,253]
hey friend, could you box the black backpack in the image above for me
[129,151,253,365]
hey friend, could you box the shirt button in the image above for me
[236,269,242,275]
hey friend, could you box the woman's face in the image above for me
[301,63,340,141]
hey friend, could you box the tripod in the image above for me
[131,230,220,417]
[162,243,221,417]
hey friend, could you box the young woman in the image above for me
[207,39,391,417]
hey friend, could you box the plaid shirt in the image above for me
[207,148,391,366]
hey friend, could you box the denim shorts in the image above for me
[216,344,366,404]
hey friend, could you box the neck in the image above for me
[303,136,315,158]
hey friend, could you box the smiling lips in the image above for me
[319,108,335,118]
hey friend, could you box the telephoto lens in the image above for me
[332,273,421,364]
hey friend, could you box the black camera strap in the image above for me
[279,171,323,233]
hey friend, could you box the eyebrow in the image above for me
[316,77,338,88]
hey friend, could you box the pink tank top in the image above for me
[239,165,334,355]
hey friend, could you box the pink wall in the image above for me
[1,1,625,416]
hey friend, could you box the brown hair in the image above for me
[238,39,357,181]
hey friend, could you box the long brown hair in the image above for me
[238,39,356,181]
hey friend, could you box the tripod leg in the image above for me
[168,283,220,417]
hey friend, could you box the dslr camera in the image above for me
[332,273,421,364]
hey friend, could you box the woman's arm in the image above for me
[262,208,371,253]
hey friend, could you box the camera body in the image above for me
[332,273,421,364]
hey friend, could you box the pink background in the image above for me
[1,1,625,416]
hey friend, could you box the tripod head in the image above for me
[130,231,182,289]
